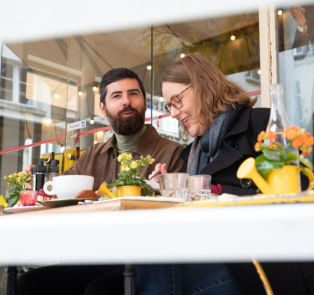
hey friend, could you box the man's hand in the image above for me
[290,5,307,27]
[148,163,168,183]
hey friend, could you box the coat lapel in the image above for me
[199,107,252,175]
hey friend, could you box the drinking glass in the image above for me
[157,173,189,200]
[188,175,212,202]
[20,190,38,206]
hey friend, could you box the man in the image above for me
[18,68,185,295]
[65,68,184,189]
[290,4,314,59]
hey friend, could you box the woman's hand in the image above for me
[148,163,167,183]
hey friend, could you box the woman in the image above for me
[136,54,269,295]
[137,54,314,295]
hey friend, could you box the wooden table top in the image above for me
[19,199,177,215]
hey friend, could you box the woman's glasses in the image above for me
[164,86,191,113]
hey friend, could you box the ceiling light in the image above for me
[147,65,152,70]
[94,140,97,144]
[277,10,283,15]
[257,69,261,75]
[180,53,185,58]
[98,131,103,135]
[230,35,236,41]
[93,86,97,91]
[159,96,164,102]
[54,94,59,98]
[78,91,82,96]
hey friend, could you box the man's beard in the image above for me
[104,105,146,136]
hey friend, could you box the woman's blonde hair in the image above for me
[161,54,257,129]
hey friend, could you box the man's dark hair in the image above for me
[99,68,146,104]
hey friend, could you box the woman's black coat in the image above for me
[180,106,270,195]
[180,106,314,295]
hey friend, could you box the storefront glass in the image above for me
[0,12,261,196]
[276,4,314,164]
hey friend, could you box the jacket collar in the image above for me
[180,107,252,174]
[100,124,159,156]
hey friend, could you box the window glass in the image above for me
[276,4,314,163]
[66,29,151,150]
[151,13,261,146]
[0,39,68,196]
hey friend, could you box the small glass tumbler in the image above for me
[20,190,38,206]
[157,173,189,201]
[188,175,212,202]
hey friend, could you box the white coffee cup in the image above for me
[43,175,94,200]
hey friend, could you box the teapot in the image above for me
[237,158,314,195]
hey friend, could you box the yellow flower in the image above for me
[18,172,24,177]
[147,155,151,159]
[4,176,7,179]
[13,173,17,177]
[149,159,154,164]
[131,161,137,169]
[125,167,130,171]
[126,154,132,161]
[117,155,122,162]
[9,174,12,178]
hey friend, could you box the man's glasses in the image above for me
[164,86,191,113]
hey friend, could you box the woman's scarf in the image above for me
[186,104,242,176]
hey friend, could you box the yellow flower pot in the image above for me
[117,186,142,197]
[237,158,314,195]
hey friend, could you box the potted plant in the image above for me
[237,127,314,195]
[3,171,32,207]
[107,153,156,197]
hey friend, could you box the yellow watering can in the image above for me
[237,158,314,195]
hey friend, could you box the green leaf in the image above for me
[263,148,281,161]
[7,196,19,208]
[299,155,313,169]
[282,150,298,162]
[256,158,283,180]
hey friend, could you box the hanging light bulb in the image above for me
[60,145,65,153]
[180,53,185,58]
[230,35,236,41]
[90,117,94,124]
[78,91,82,96]
[147,65,152,70]
[277,9,283,15]
[93,86,97,91]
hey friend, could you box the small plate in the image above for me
[40,198,94,208]
[4,206,49,214]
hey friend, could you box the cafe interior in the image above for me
[1,1,314,294]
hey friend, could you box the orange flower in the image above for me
[266,130,276,141]
[254,142,262,150]
[257,131,265,143]
[292,135,304,148]
[269,142,274,149]
[303,133,314,147]
[283,126,300,140]
[302,147,312,156]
